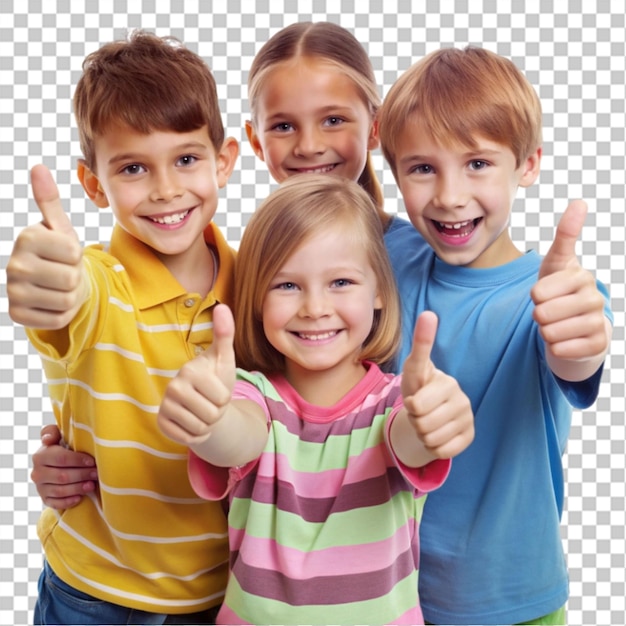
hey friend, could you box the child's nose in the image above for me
[294,127,325,157]
[299,289,331,318]
[434,175,467,209]
[151,171,184,202]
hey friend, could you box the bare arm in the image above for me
[189,399,268,468]
[157,304,268,468]
[531,200,611,382]
[390,311,475,468]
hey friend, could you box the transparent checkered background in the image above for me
[1,1,624,624]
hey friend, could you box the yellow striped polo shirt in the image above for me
[28,222,235,613]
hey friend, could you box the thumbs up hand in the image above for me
[6,165,86,329]
[531,200,610,379]
[158,304,237,446]
[398,311,474,462]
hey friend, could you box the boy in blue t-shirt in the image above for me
[378,46,612,625]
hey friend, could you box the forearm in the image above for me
[190,399,268,467]
[388,408,438,469]
[547,316,612,382]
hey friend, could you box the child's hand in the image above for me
[31,425,98,510]
[401,311,474,459]
[6,165,86,329]
[158,304,237,445]
[531,200,610,379]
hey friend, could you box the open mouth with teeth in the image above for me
[290,164,338,174]
[149,209,190,225]
[434,217,482,237]
[293,330,339,341]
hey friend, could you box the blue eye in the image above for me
[470,160,488,170]
[332,278,353,287]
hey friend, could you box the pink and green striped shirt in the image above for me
[189,362,450,625]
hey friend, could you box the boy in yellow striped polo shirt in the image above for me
[6,30,238,625]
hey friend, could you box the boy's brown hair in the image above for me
[74,30,225,170]
[247,22,386,222]
[233,174,400,374]
[379,46,543,178]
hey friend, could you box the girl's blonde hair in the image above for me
[234,174,400,374]
[247,22,388,225]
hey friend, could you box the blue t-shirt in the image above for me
[384,216,612,625]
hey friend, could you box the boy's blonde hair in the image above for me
[233,175,400,374]
[247,22,386,222]
[379,46,543,178]
[74,30,225,171]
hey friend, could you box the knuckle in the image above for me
[67,241,83,265]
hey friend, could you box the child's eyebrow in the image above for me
[273,265,368,280]
[462,148,502,158]
[398,153,430,165]
[107,142,210,165]
[316,105,357,114]
[265,104,357,121]
[398,147,504,165]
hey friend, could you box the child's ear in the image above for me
[374,292,383,310]
[215,137,239,188]
[245,120,266,162]
[77,160,109,208]
[368,116,380,151]
[518,147,542,188]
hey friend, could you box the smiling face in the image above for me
[394,125,541,268]
[246,57,378,185]
[79,124,236,273]
[261,225,382,393]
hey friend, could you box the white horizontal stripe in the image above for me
[64,558,225,607]
[190,321,213,332]
[53,508,227,582]
[46,378,158,413]
[83,346,178,377]
[55,493,228,544]
[85,492,226,542]
[147,367,178,378]
[108,296,134,312]
[137,321,192,332]
[95,343,145,362]
[72,422,186,460]
[99,481,206,504]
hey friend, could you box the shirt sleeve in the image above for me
[187,375,271,501]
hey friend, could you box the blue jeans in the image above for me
[34,560,220,625]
